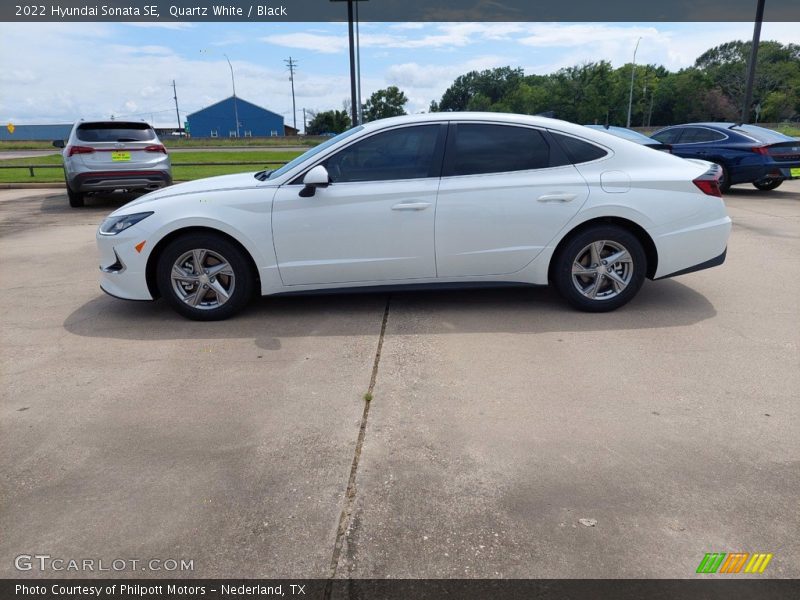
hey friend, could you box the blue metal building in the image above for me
[0,124,72,141]
[186,96,285,138]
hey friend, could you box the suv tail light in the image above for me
[751,146,769,155]
[66,145,95,157]
[693,167,722,198]
[144,144,167,154]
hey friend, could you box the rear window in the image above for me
[731,125,794,144]
[76,122,156,142]
[550,132,608,164]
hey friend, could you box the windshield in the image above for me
[263,126,365,181]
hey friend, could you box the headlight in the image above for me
[99,212,154,236]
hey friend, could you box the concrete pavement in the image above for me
[0,181,798,579]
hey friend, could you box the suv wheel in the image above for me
[553,225,647,312]
[66,182,85,208]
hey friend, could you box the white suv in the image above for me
[54,121,172,207]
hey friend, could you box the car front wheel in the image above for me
[156,233,254,320]
[753,178,783,191]
[553,225,647,312]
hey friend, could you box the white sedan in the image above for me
[96,113,731,320]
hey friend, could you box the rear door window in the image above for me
[445,124,559,176]
[674,127,727,144]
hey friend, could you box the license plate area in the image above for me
[111,151,131,162]
[790,167,800,178]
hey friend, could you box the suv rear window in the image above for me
[76,122,156,142]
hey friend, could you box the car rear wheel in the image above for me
[752,178,783,191]
[66,182,85,208]
[553,225,647,312]
[156,233,254,321]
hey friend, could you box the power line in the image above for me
[285,56,298,131]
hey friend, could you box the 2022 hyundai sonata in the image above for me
[96,113,731,320]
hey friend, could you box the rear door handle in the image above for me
[391,202,431,211]
[537,193,577,203]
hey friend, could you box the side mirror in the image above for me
[299,165,330,197]
[52,140,65,149]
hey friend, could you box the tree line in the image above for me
[305,40,800,134]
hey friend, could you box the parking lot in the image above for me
[1,182,798,579]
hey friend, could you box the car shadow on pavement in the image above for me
[724,186,799,199]
[63,279,716,349]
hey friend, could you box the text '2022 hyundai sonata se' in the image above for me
[96,113,732,320]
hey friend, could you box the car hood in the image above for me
[117,172,268,212]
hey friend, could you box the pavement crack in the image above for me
[327,294,390,581]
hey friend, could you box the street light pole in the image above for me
[741,0,766,124]
[224,53,240,138]
[626,37,642,128]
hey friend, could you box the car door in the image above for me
[271,123,446,286]
[435,122,590,278]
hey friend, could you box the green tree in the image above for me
[439,67,524,111]
[306,109,351,135]
[363,86,408,122]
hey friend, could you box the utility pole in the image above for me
[302,108,307,134]
[224,53,240,138]
[741,0,766,124]
[172,79,182,135]
[626,37,642,128]
[355,0,362,124]
[285,57,298,131]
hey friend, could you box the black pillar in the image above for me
[741,0,766,124]
[347,0,358,126]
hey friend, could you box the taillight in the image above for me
[693,167,722,198]
[144,144,167,154]
[751,146,769,155]
[66,145,95,157]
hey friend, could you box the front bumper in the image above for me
[97,226,155,301]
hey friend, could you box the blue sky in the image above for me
[1,21,797,129]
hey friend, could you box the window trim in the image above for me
[288,122,449,186]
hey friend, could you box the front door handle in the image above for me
[537,193,577,203]
[391,202,431,211]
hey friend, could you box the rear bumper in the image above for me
[652,215,732,279]
[655,248,726,280]
[72,170,172,193]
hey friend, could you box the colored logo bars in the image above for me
[696,552,773,574]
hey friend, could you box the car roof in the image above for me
[655,122,794,143]
[360,112,620,145]
[584,125,655,143]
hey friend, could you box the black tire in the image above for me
[753,178,783,191]
[552,225,647,313]
[156,233,255,321]
[66,183,85,208]
[714,163,731,193]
